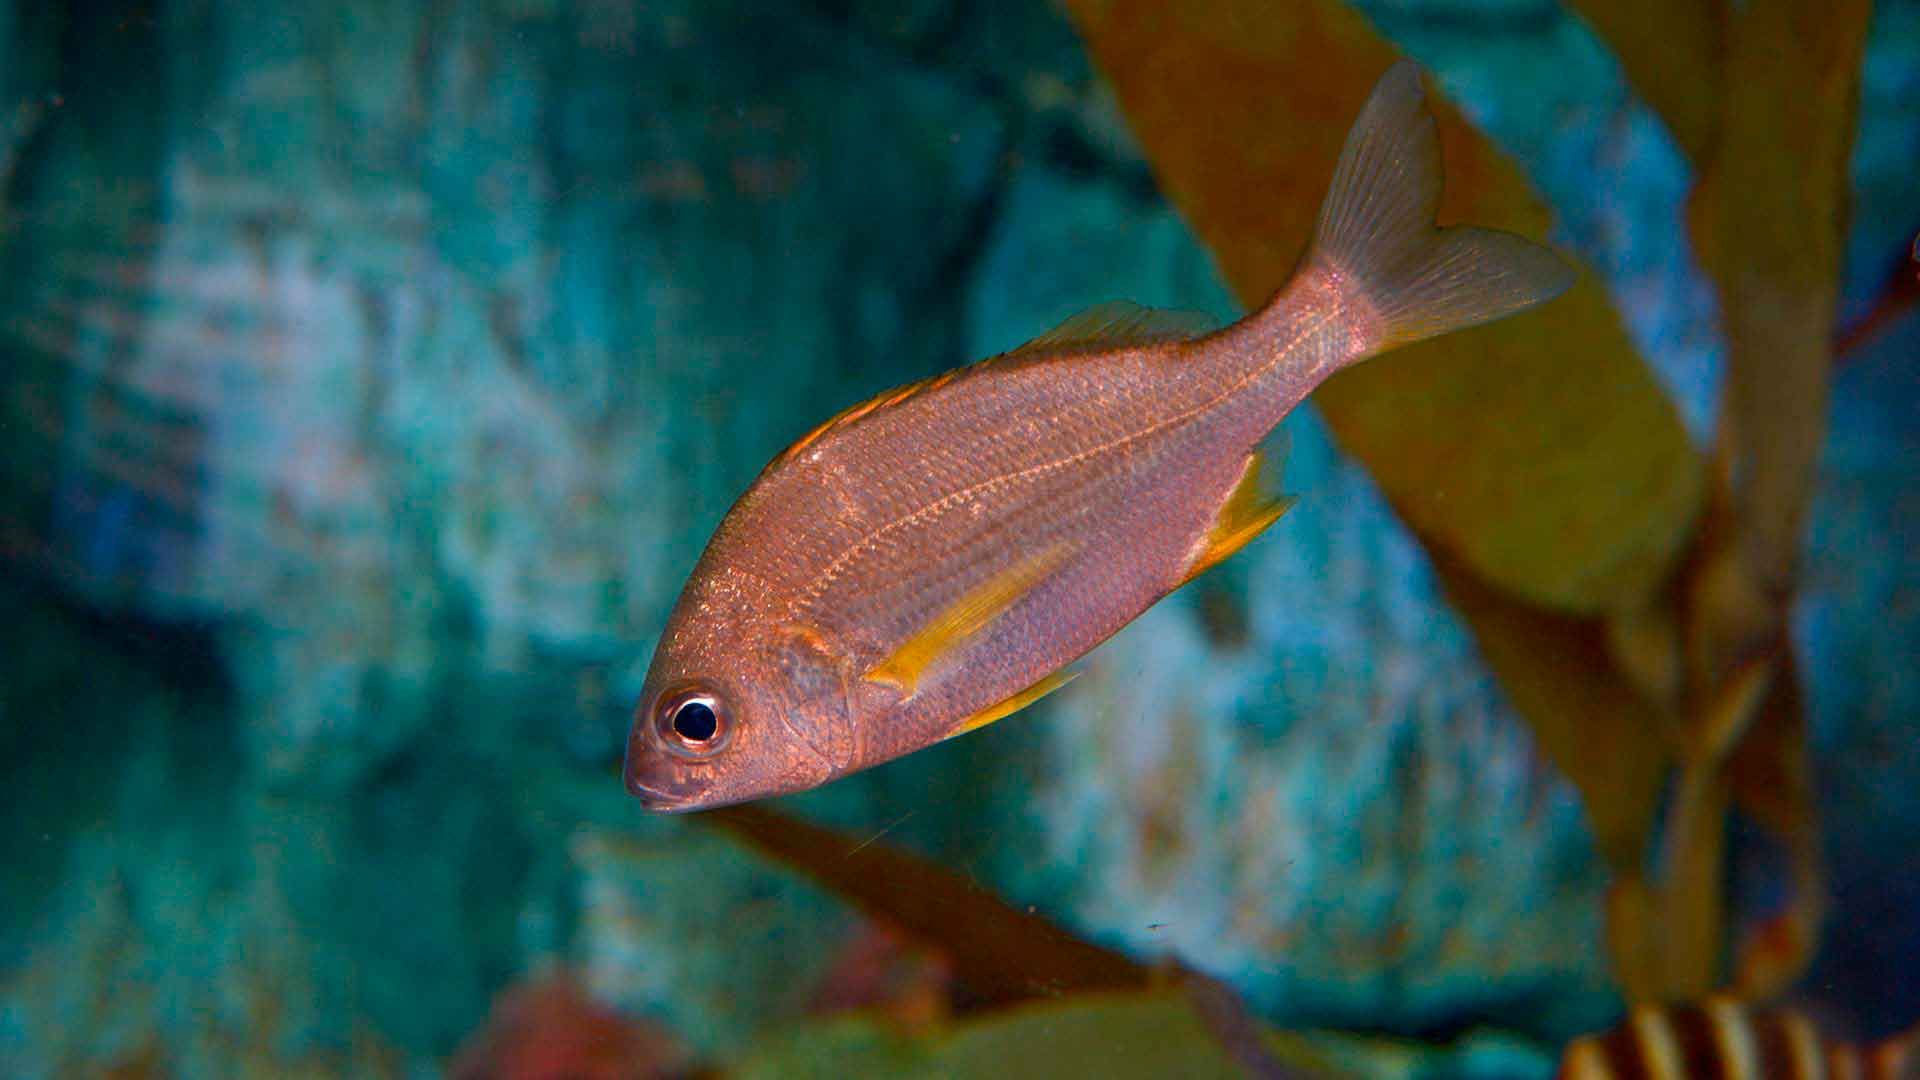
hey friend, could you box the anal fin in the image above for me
[947,669,1080,741]
[1179,450,1295,587]
[865,542,1074,697]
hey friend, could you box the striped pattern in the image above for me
[1556,999,1918,1080]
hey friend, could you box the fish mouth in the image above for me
[624,775,701,813]
[623,739,701,812]
[637,792,701,813]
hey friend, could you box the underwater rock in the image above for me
[804,923,955,1031]
[4,0,987,1063]
[4,0,1007,785]
[567,826,849,1050]
[0,594,406,1076]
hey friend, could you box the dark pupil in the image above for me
[672,701,718,742]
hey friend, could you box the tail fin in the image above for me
[1310,61,1575,356]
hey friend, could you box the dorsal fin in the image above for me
[777,303,1210,466]
[779,369,962,463]
[1002,301,1215,359]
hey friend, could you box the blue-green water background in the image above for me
[1,0,1915,1074]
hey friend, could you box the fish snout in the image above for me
[623,726,711,812]
[629,786,698,813]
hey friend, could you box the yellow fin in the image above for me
[1003,301,1214,358]
[865,543,1073,696]
[1179,451,1295,586]
[948,668,1080,740]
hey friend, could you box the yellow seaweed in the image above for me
[1066,0,1703,616]
[1654,0,1865,998]
[1565,0,1725,163]
[1067,0,1869,1006]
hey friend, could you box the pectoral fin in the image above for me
[947,668,1080,740]
[1179,451,1295,587]
[865,543,1073,697]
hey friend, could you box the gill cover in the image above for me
[770,624,859,774]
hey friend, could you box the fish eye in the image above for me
[674,701,717,741]
[654,686,730,757]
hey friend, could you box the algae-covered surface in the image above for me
[2,0,1915,1076]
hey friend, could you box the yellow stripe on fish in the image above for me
[863,541,1077,698]
[946,668,1081,741]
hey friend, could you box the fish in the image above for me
[1556,998,1919,1080]
[623,61,1575,812]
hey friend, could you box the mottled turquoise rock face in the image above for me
[2,0,1916,1075]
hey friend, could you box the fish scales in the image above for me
[795,306,1345,739]
[625,62,1575,811]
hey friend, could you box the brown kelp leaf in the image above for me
[704,805,1151,1008]
[1653,758,1731,998]
[1675,0,1865,999]
[1565,0,1725,164]
[1065,0,1701,614]
[1604,598,1684,712]
[1725,656,1824,999]
[1433,552,1671,1000]
[1673,468,1776,755]
[709,812,1327,1074]
[1603,874,1662,1003]
[1429,551,1669,874]
[1689,0,1871,605]
[1724,655,1812,841]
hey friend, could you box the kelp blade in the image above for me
[1065,0,1702,616]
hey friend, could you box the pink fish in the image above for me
[625,62,1574,811]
